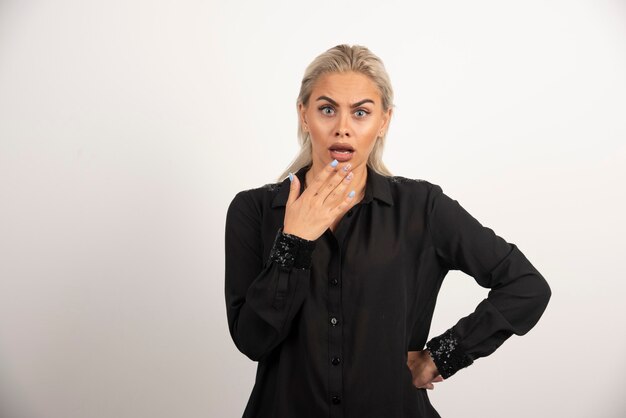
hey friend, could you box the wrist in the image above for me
[281,228,305,240]
[423,349,440,377]
[425,328,474,379]
[282,225,315,241]
[268,227,316,270]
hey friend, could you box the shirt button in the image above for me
[330,277,339,286]
[331,395,341,405]
[330,317,338,326]
[347,209,353,217]
[331,357,341,365]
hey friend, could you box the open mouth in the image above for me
[329,144,355,161]
[328,144,354,162]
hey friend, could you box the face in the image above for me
[298,71,392,172]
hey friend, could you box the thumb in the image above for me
[286,172,301,206]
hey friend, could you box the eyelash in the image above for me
[318,105,370,118]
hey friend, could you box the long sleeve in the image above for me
[424,184,551,379]
[224,191,316,362]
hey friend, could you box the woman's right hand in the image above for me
[282,160,357,241]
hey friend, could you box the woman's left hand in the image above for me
[407,350,444,390]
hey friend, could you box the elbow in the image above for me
[500,271,552,336]
[228,313,278,362]
[235,338,275,363]
[229,322,264,362]
[524,273,551,334]
[234,340,266,362]
[536,273,552,312]
[230,328,266,362]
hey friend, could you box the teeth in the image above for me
[332,149,352,153]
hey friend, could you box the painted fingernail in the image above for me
[346,172,354,181]
[330,159,338,167]
[288,172,294,182]
[348,190,355,198]
[342,163,352,172]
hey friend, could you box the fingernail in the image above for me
[348,190,355,198]
[342,163,352,172]
[346,172,354,181]
[330,159,338,167]
[288,172,294,182]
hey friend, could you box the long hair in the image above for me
[277,44,395,182]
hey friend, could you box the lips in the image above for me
[329,143,355,162]
[328,143,354,152]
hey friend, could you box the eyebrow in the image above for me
[316,95,375,107]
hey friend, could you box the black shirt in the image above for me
[224,164,551,418]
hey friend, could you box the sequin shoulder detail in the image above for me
[261,182,282,192]
[389,176,426,184]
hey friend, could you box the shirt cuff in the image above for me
[425,328,474,379]
[268,227,316,270]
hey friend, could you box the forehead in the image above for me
[311,71,381,104]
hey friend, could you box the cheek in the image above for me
[312,119,335,134]
[308,122,335,146]
[361,126,380,151]
[355,118,380,133]
[309,135,328,155]
[354,123,380,144]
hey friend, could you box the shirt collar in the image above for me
[271,164,394,208]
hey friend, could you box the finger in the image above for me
[332,184,357,215]
[319,162,353,202]
[307,159,340,197]
[286,172,301,206]
[432,375,444,383]
[324,166,354,205]
[418,383,434,390]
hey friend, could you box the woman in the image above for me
[224,44,551,418]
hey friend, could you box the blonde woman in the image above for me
[225,44,551,418]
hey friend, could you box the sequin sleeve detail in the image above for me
[426,328,474,379]
[268,227,316,270]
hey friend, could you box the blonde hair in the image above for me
[277,44,395,182]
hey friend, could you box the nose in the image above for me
[335,113,351,137]
[335,128,350,137]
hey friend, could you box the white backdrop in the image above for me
[1,1,625,417]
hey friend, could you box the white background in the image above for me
[1,1,625,417]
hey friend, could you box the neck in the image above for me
[305,162,367,202]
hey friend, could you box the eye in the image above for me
[354,109,370,118]
[319,105,335,116]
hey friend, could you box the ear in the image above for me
[298,102,308,127]
[379,107,393,135]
